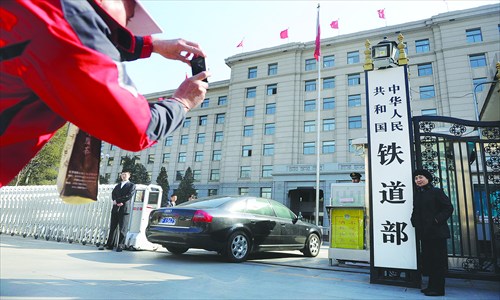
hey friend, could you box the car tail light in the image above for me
[192,210,213,223]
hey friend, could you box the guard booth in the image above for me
[327,183,370,265]
[125,184,163,251]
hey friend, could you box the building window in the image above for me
[242,145,252,157]
[473,78,488,92]
[197,133,205,144]
[199,115,207,126]
[348,139,355,153]
[193,170,201,181]
[347,51,360,64]
[415,39,430,53]
[267,83,277,95]
[164,136,173,146]
[323,97,335,110]
[323,55,335,68]
[305,58,316,71]
[183,117,191,128]
[200,98,209,108]
[178,152,186,162]
[261,187,272,199]
[419,85,435,99]
[262,165,273,178]
[304,120,316,132]
[176,171,183,181]
[348,94,362,107]
[216,113,225,124]
[212,150,221,161]
[305,80,316,92]
[268,63,278,75]
[266,103,276,115]
[417,63,433,76]
[147,154,154,164]
[134,155,140,164]
[304,99,316,111]
[246,87,256,98]
[323,77,335,89]
[180,135,189,144]
[208,189,218,196]
[264,123,275,135]
[218,96,227,105]
[469,53,487,68]
[245,106,255,117]
[214,131,223,142]
[348,116,362,129]
[162,153,170,163]
[303,142,315,155]
[240,166,251,178]
[348,73,361,86]
[263,144,274,156]
[210,169,220,181]
[239,187,249,195]
[243,125,253,137]
[248,67,257,79]
[421,109,437,116]
[466,28,482,43]
[107,157,114,166]
[195,151,203,162]
[322,140,335,154]
[323,118,335,131]
[109,144,114,150]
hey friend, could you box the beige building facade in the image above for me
[100,4,500,226]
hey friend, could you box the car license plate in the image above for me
[160,217,176,225]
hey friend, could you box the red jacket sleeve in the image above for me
[4,0,185,152]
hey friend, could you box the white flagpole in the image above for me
[315,3,321,226]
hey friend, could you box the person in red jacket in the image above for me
[0,0,210,186]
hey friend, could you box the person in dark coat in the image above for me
[100,171,136,252]
[350,172,362,183]
[411,169,454,297]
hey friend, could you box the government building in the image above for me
[100,4,499,226]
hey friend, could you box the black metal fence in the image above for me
[413,116,500,280]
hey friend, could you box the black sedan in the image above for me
[146,196,322,262]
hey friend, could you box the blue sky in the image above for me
[126,0,499,95]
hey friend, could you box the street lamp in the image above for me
[371,37,399,69]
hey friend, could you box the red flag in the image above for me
[236,40,244,48]
[377,9,385,19]
[314,6,321,61]
[330,20,339,29]
[280,29,288,39]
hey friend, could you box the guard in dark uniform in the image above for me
[100,171,136,252]
[350,172,362,183]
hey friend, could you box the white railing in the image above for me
[0,185,114,246]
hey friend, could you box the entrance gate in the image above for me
[413,116,500,279]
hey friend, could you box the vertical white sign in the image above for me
[366,66,417,269]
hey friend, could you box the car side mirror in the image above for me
[293,212,303,224]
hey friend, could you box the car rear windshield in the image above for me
[178,197,233,208]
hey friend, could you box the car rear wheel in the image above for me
[166,246,189,255]
[303,233,320,257]
[226,231,250,263]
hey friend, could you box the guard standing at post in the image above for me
[100,171,136,252]
[350,172,362,183]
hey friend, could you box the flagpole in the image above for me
[315,3,321,227]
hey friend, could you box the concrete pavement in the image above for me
[1,235,499,299]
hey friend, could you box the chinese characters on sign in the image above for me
[366,66,417,269]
